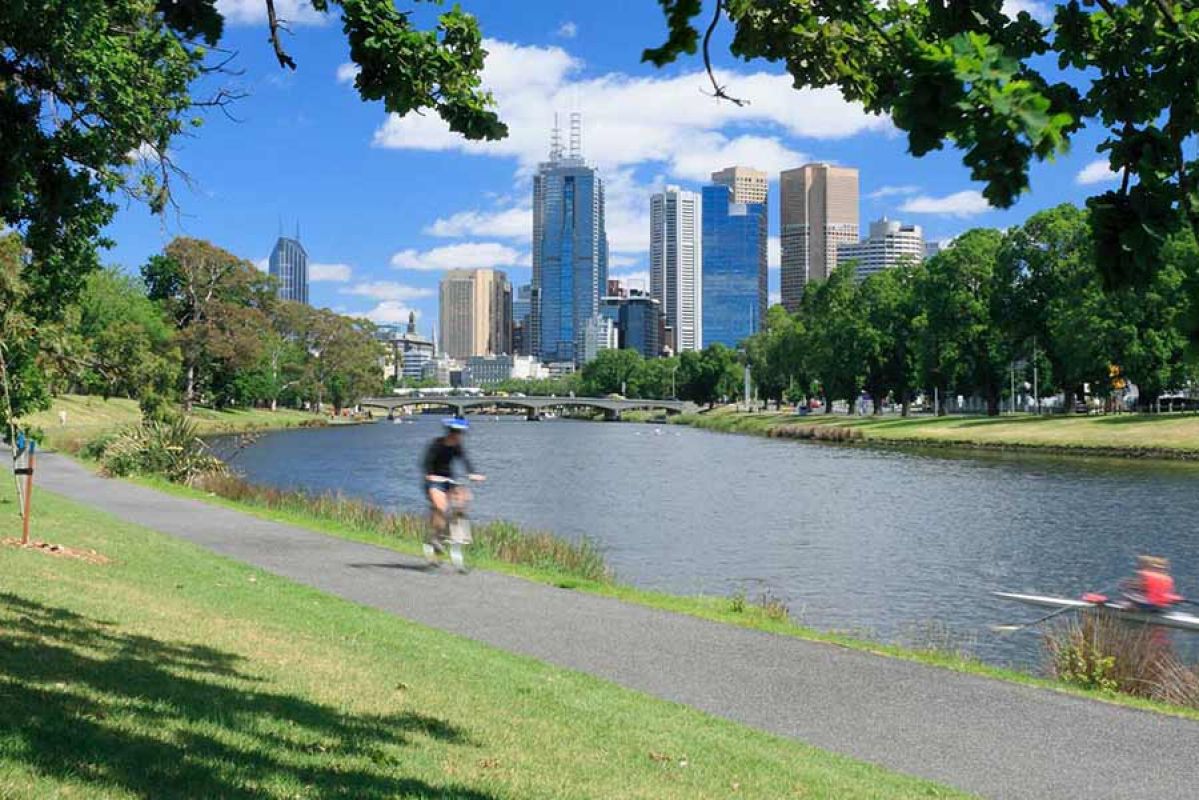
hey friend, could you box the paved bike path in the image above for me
[37,453,1199,799]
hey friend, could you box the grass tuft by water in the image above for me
[196,473,613,583]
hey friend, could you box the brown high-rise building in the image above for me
[780,163,859,312]
[710,166,768,205]
[439,268,512,360]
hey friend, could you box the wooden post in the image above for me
[20,448,33,545]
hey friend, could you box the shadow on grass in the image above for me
[0,592,495,799]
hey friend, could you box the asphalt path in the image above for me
[36,453,1199,799]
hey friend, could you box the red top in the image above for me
[1139,570,1182,608]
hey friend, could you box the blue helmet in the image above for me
[442,417,470,431]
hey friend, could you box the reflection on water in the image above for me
[218,416,1199,667]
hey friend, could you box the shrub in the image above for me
[91,418,226,485]
[1045,611,1199,705]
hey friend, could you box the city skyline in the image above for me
[99,3,1125,333]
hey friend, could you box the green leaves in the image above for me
[644,0,1199,285]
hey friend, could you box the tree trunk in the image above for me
[185,363,195,412]
[901,393,911,418]
[986,387,1000,417]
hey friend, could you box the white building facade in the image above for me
[837,218,925,281]
[581,314,619,364]
[649,186,702,353]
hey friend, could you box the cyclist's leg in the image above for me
[425,484,449,556]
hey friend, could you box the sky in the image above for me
[105,0,1119,332]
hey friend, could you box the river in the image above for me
[219,416,1199,668]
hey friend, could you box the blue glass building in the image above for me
[701,185,766,348]
[600,293,663,359]
[269,235,308,304]
[532,118,608,364]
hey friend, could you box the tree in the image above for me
[801,265,872,413]
[745,305,808,405]
[859,264,921,415]
[999,204,1114,411]
[2,0,504,421]
[64,268,181,408]
[143,238,276,409]
[580,349,645,397]
[678,345,740,407]
[915,229,1011,415]
[1109,234,1196,410]
[646,1,1199,291]
[272,302,384,413]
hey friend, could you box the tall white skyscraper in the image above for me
[650,186,702,353]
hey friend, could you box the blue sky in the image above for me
[106,0,1118,330]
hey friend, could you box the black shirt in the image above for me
[422,435,475,480]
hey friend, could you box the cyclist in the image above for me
[422,417,485,564]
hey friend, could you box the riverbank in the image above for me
[17,394,337,452]
[670,407,1199,459]
[0,466,966,799]
[130,462,1199,723]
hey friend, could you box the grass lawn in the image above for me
[17,395,330,452]
[673,407,1199,457]
[0,480,966,798]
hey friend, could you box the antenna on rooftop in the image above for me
[549,113,564,162]
[569,111,582,160]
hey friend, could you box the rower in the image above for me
[1122,555,1183,611]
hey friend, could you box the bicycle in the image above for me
[425,477,480,572]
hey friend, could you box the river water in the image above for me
[219,416,1199,668]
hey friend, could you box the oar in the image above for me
[991,588,1112,634]
[991,603,1084,634]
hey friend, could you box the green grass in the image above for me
[134,471,1199,724]
[0,478,968,798]
[17,394,333,453]
[671,407,1199,458]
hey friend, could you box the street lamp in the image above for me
[310,347,323,413]
[669,362,680,400]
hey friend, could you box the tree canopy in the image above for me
[647,0,1199,289]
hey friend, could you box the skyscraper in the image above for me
[650,186,702,353]
[780,163,859,311]
[512,283,533,356]
[711,166,767,330]
[531,113,609,364]
[711,166,768,205]
[269,233,308,304]
[837,218,925,281]
[701,183,767,348]
[438,268,512,360]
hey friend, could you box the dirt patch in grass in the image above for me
[1,538,111,565]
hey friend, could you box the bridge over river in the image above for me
[360,395,688,421]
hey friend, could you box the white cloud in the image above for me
[217,0,325,25]
[867,184,920,200]
[361,302,421,325]
[309,262,353,282]
[900,190,991,218]
[390,242,525,271]
[126,142,163,164]
[768,236,780,270]
[341,281,433,301]
[371,39,886,176]
[336,62,360,84]
[555,21,578,39]
[769,291,782,307]
[1076,159,1119,186]
[608,253,641,268]
[425,206,532,240]
[669,135,807,183]
[1003,0,1051,20]
[254,257,268,272]
[610,271,650,292]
